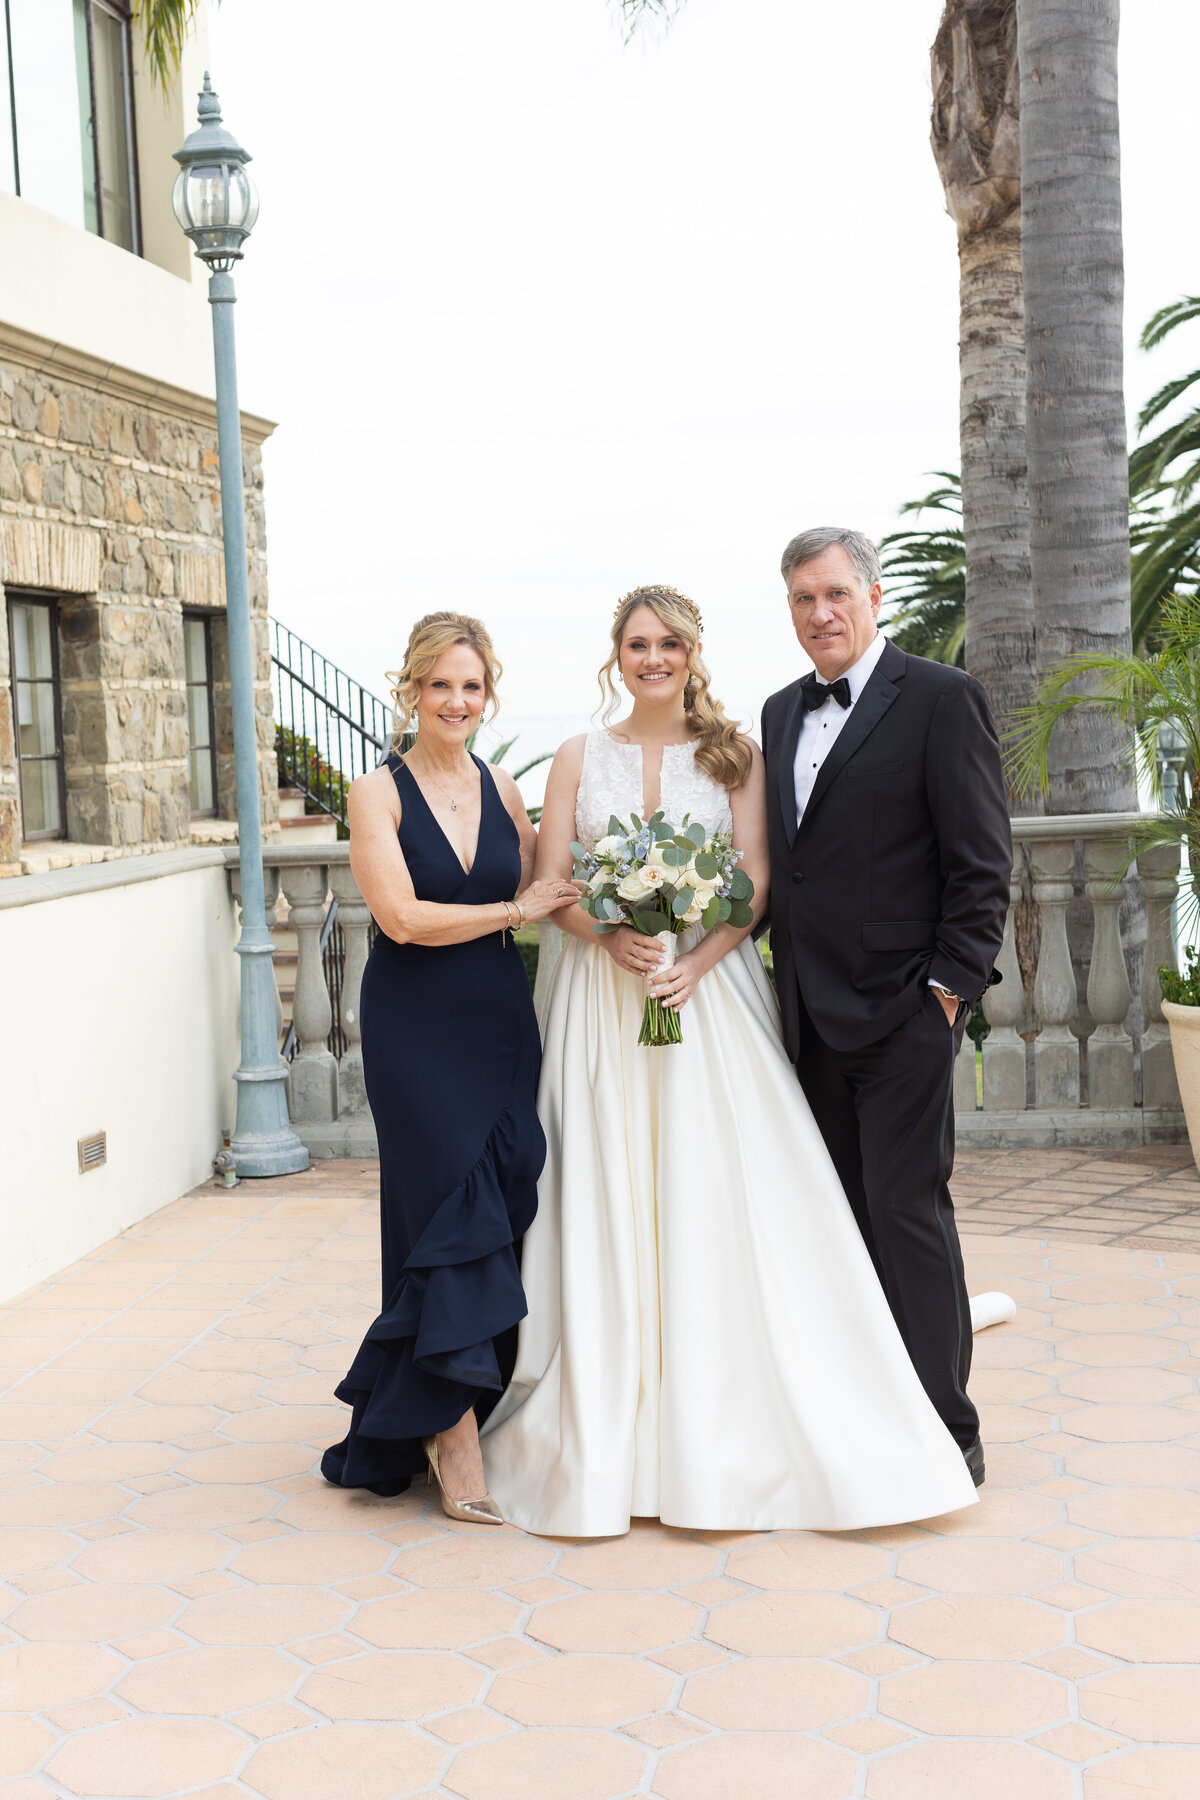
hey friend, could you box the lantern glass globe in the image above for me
[171,161,259,262]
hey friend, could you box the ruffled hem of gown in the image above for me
[321,1104,539,1491]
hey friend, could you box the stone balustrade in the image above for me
[958,813,1185,1146]
[238,816,1188,1158]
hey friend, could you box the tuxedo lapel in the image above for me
[775,685,807,849]
[799,640,906,832]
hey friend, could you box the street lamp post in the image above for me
[173,75,308,1178]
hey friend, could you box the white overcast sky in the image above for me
[204,0,1200,740]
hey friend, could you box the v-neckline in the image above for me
[603,733,692,823]
[402,753,486,877]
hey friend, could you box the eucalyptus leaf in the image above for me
[717,896,733,923]
[701,895,722,929]
[694,852,719,881]
[636,910,673,936]
[661,844,686,867]
[685,821,707,849]
[672,886,695,917]
[671,835,696,854]
[608,814,626,839]
[599,896,622,922]
[631,813,642,829]
[570,841,588,863]
[730,868,753,900]
[593,920,621,934]
[728,899,753,929]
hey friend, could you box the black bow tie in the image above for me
[800,674,852,712]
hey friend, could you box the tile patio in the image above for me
[1,1150,1199,1798]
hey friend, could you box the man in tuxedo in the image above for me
[761,526,1011,1485]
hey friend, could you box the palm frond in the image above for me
[878,474,965,667]
[1140,295,1200,353]
[612,0,684,39]
[1137,368,1200,436]
[133,0,212,89]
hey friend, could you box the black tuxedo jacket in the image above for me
[761,638,1012,1056]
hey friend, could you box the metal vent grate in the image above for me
[77,1131,107,1173]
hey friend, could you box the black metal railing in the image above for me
[272,619,394,829]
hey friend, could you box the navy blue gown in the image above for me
[321,753,544,1493]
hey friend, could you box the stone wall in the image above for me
[0,337,277,876]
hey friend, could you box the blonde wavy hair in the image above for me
[599,586,752,791]
[387,612,501,752]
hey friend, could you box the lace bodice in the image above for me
[575,730,734,846]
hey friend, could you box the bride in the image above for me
[481,585,978,1535]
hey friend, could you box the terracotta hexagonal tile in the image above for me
[919,1489,1060,1538]
[1079,1665,1200,1743]
[1077,1601,1200,1662]
[0,1643,122,1712]
[705,1592,876,1658]
[88,1405,223,1443]
[651,1733,855,1800]
[682,1656,867,1731]
[299,1651,480,1721]
[218,1406,348,1443]
[45,1718,243,1797]
[1065,1334,1173,1368]
[527,1592,698,1654]
[1067,1486,1200,1537]
[0,1716,55,1781]
[724,1534,886,1592]
[126,1482,277,1530]
[1057,1366,1193,1404]
[896,1536,1064,1594]
[1060,1403,1196,1443]
[355,1589,520,1650]
[0,1483,126,1528]
[447,1727,644,1800]
[229,1534,390,1586]
[878,1658,1069,1735]
[554,1534,717,1590]
[865,1739,1073,1799]
[0,1529,78,1579]
[6,1582,178,1643]
[1030,1723,1122,1762]
[1082,1749,1200,1800]
[72,1530,229,1584]
[115,1647,298,1715]
[36,1444,179,1483]
[244,1722,443,1800]
[888,1595,1065,1661]
[490,1654,672,1726]
[175,1445,315,1484]
[276,1487,408,1532]
[1075,1539,1200,1600]
[179,1587,347,1647]
[1066,1442,1200,1487]
[391,1535,552,1590]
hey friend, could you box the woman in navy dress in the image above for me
[321,613,577,1522]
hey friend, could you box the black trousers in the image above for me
[792,985,979,1451]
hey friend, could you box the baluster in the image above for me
[1031,836,1080,1109]
[1083,834,1135,1111]
[278,861,338,1123]
[329,860,371,1116]
[982,851,1026,1110]
[1139,841,1182,1111]
[952,1024,978,1113]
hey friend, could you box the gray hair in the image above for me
[780,526,882,594]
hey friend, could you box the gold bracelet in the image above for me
[514,899,526,930]
[499,901,515,941]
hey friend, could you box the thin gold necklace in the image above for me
[405,752,475,813]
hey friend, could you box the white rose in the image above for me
[594,834,627,859]
[679,897,706,926]
[644,844,672,873]
[639,863,667,890]
[617,869,653,902]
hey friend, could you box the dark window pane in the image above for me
[189,745,214,815]
[91,2,132,249]
[183,616,209,686]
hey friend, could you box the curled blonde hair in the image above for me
[599,586,752,791]
[387,612,501,752]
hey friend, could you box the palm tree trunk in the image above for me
[931,1,1038,814]
[1017,0,1137,815]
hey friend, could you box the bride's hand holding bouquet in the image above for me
[572,811,755,1046]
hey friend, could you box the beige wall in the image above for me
[0,852,240,1305]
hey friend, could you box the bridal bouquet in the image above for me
[572,811,755,1046]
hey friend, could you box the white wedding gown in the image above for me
[481,731,978,1535]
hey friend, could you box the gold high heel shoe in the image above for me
[423,1435,504,1526]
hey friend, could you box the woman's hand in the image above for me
[516,878,584,924]
[602,924,668,978]
[650,948,702,1011]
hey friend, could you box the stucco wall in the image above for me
[0,850,240,1304]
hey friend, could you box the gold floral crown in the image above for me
[613,585,703,635]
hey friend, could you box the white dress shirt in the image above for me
[792,629,888,826]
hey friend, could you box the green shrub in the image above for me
[1161,946,1200,1006]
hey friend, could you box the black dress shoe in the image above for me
[963,1437,985,1488]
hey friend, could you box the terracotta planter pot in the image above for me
[1162,1000,1200,1165]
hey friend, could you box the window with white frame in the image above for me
[7,592,67,841]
